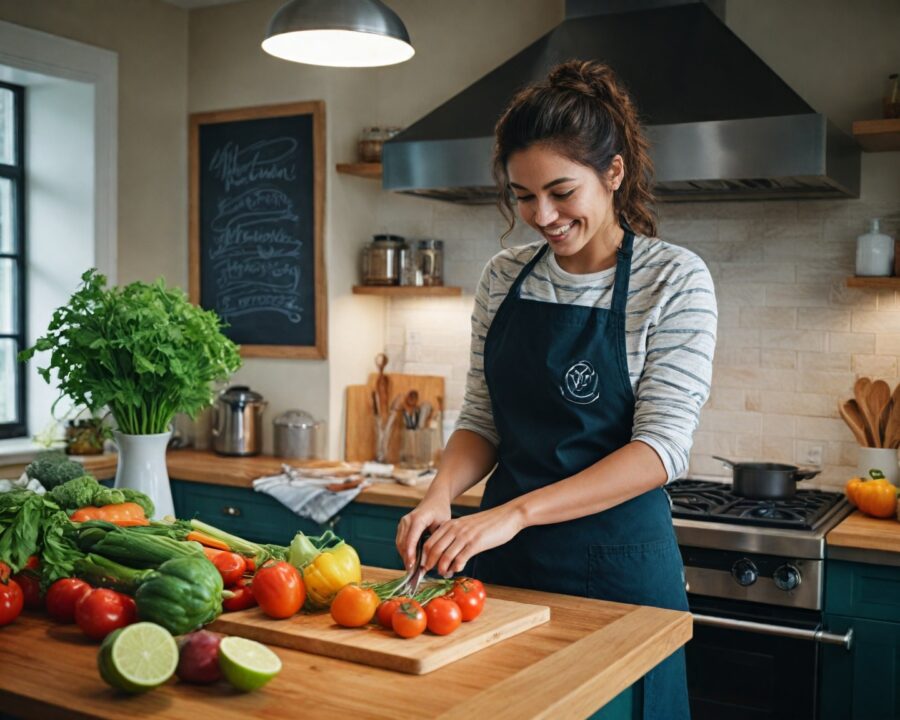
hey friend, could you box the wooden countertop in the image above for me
[0,572,691,720]
[827,510,900,554]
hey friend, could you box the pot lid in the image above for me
[219,385,265,406]
[274,409,320,428]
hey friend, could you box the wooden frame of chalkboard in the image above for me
[189,101,327,359]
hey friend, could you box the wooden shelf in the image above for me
[336,162,382,179]
[846,276,900,289]
[352,285,462,297]
[852,118,900,152]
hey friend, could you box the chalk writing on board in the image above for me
[207,136,304,324]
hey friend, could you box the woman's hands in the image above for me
[395,498,452,571]
[420,504,526,577]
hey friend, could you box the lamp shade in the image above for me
[262,0,415,68]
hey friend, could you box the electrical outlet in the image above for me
[806,444,824,467]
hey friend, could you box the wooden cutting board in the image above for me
[345,372,445,463]
[209,595,549,675]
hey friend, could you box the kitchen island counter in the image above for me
[0,573,691,720]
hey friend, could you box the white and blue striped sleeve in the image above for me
[631,254,718,481]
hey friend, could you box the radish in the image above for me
[176,630,224,684]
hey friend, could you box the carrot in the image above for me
[186,530,231,552]
[70,502,149,526]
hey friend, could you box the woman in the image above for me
[395,59,716,719]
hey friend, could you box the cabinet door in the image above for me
[826,560,900,623]
[171,480,324,545]
[338,504,407,570]
[820,614,900,720]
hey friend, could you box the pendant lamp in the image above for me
[262,0,415,68]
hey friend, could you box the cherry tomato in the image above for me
[223,578,257,612]
[392,600,426,639]
[450,577,487,622]
[330,584,379,628]
[375,596,409,629]
[75,588,135,640]
[252,561,305,619]
[212,552,247,586]
[425,596,462,635]
[0,579,24,626]
[11,571,41,610]
[46,578,93,623]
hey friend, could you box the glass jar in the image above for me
[417,239,444,286]
[361,234,406,285]
[357,126,401,163]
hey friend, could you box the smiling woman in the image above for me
[396,59,717,720]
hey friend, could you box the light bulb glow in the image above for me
[262,29,415,68]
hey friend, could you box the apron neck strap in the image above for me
[611,227,635,314]
[511,243,550,297]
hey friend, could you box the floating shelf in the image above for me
[846,276,900,289]
[852,118,900,152]
[352,285,462,297]
[336,162,382,179]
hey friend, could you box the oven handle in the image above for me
[692,613,853,650]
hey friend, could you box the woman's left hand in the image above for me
[420,504,525,577]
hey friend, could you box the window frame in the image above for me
[0,80,26,439]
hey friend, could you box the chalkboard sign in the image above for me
[189,102,326,359]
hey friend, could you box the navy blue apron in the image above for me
[472,230,690,720]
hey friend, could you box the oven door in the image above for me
[686,596,822,720]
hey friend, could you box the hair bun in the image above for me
[547,59,610,101]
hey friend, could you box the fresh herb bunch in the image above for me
[19,269,241,435]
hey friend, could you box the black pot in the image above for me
[712,456,821,500]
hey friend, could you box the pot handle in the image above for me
[793,467,821,482]
[712,455,736,469]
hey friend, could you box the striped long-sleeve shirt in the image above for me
[455,234,718,482]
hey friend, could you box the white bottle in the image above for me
[855,219,895,277]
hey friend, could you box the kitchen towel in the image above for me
[252,464,370,524]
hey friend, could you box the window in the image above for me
[0,81,25,439]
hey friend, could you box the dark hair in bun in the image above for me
[493,59,657,239]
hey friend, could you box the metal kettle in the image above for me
[211,385,267,456]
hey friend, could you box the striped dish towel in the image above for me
[252,464,370,524]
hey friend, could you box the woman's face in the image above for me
[507,144,623,272]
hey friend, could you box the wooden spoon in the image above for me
[868,379,891,447]
[839,399,871,447]
[854,377,881,448]
[885,383,900,449]
[403,390,420,429]
[374,353,390,425]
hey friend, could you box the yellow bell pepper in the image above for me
[288,530,361,609]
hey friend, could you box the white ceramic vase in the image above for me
[856,446,900,486]
[114,430,174,519]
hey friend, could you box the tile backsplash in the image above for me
[382,198,900,490]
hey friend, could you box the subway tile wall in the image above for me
[381,198,900,490]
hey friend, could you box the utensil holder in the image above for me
[399,428,436,469]
[857,446,900,486]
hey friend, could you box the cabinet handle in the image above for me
[222,506,242,517]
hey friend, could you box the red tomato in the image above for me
[375,596,409,629]
[11,571,41,610]
[330,585,379,628]
[252,562,305,619]
[425,596,462,635]
[46,578,92,623]
[212,552,247,586]
[450,578,486,622]
[23,556,39,571]
[75,588,135,640]
[392,600,426,639]
[222,578,257,612]
[0,579,24,626]
[0,562,10,583]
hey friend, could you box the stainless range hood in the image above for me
[382,0,860,204]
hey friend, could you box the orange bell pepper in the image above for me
[69,501,149,526]
[845,472,898,518]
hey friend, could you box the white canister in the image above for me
[857,446,900,486]
[855,218,895,277]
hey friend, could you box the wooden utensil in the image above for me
[403,389,420,429]
[868,379,892,446]
[374,353,390,427]
[840,399,871,447]
[854,377,881,448]
[884,383,900,449]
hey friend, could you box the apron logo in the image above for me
[561,360,600,405]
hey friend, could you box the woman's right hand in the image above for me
[395,499,452,572]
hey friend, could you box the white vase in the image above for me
[114,430,174,519]
[856,446,900,486]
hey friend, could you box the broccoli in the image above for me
[49,476,124,511]
[25,451,88,490]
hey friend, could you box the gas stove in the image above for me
[667,478,853,610]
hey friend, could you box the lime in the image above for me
[97,622,179,694]
[218,636,282,692]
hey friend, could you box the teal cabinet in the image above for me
[821,559,900,719]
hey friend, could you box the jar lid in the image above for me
[219,385,265,405]
[274,409,319,428]
[373,234,405,244]
[417,239,443,249]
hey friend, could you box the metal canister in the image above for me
[273,409,325,460]
[361,234,406,285]
[210,386,267,456]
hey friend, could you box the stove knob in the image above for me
[731,558,758,587]
[774,563,802,592]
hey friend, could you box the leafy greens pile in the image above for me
[19,269,241,435]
